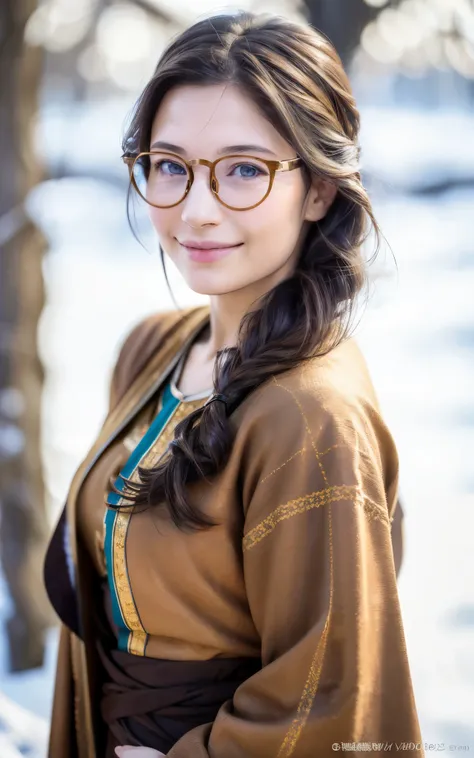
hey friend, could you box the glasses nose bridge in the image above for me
[188,158,214,170]
[186,157,218,196]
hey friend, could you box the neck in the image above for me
[199,258,302,362]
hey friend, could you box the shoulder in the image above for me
[232,338,395,471]
[235,338,379,433]
[109,306,206,409]
[231,339,399,521]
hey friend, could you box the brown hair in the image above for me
[115,11,380,530]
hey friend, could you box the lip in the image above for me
[179,240,242,263]
[179,240,239,250]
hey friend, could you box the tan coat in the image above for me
[44,305,420,758]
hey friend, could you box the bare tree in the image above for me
[301,0,379,66]
[0,0,53,672]
[302,0,474,77]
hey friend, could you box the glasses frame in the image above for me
[122,150,303,211]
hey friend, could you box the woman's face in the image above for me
[147,83,331,297]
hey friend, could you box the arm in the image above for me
[167,379,421,757]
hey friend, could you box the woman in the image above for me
[44,11,421,758]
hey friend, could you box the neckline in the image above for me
[169,333,214,403]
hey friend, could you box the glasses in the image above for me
[122,151,303,211]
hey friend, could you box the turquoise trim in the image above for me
[103,381,180,651]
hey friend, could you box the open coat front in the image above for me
[44,305,420,758]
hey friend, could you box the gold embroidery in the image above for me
[278,505,335,757]
[147,397,205,467]
[123,428,146,453]
[272,377,329,486]
[122,393,164,452]
[112,509,147,653]
[260,446,307,484]
[362,494,389,525]
[319,444,341,456]
[128,628,148,656]
[244,485,389,551]
[111,394,207,655]
[259,441,342,485]
[243,484,358,551]
[258,378,387,754]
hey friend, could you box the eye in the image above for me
[151,159,187,176]
[230,163,267,179]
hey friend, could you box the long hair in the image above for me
[115,11,380,530]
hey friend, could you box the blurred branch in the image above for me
[403,175,474,197]
[128,0,182,25]
[301,0,474,77]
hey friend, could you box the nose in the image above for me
[180,166,223,227]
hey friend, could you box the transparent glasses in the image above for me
[122,151,303,211]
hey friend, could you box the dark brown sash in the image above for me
[96,580,261,756]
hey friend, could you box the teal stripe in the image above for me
[103,382,180,650]
[106,383,179,506]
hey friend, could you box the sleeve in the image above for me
[167,381,422,757]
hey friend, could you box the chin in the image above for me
[183,273,246,297]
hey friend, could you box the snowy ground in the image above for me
[0,102,473,753]
[0,691,49,758]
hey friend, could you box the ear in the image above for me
[303,178,338,223]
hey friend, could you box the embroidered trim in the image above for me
[278,505,335,757]
[319,443,341,456]
[150,397,205,464]
[259,443,342,485]
[272,377,329,486]
[122,393,165,453]
[105,390,208,656]
[272,373,336,754]
[243,484,357,551]
[110,436,166,655]
[260,446,307,484]
[247,379,390,754]
[362,494,390,524]
[244,485,389,552]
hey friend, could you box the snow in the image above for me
[0,689,49,757]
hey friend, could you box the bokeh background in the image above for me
[0,1,473,755]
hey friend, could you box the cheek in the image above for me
[147,207,175,238]
[246,193,303,254]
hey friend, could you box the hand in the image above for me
[115,747,166,757]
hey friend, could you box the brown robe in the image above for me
[44,305,421,758]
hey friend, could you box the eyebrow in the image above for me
[149,140,277,157]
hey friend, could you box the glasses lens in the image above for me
[215,156,271,209]
[132,152,190,207]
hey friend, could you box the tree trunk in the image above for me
[0,0,52,672]
[301,0,378,67]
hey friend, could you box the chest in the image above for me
[76,384,250,657]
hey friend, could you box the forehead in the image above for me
[149,83,292,156]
